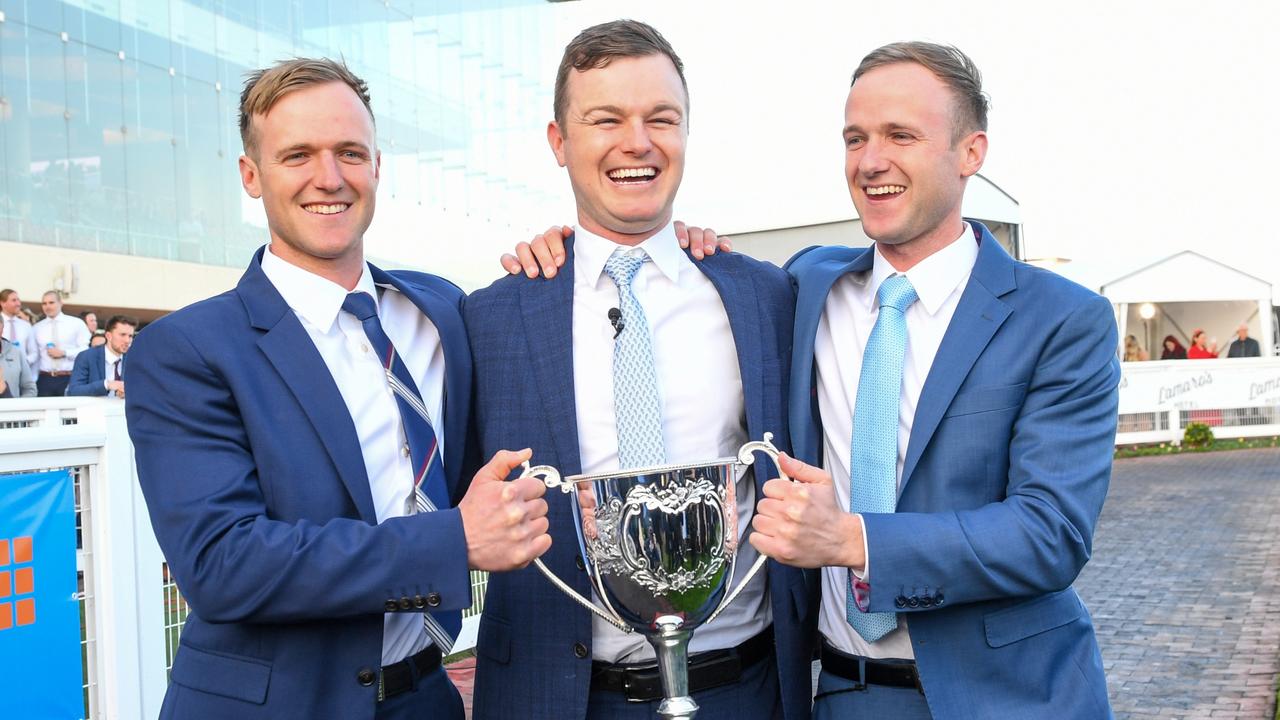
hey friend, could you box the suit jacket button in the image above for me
[413,594,427,609]
[894,595,908,609]
[935,593,944,606]
[357,668,376,686]
[426,592,442,608]
[907,596,920,608]
[572,642,589,659]
[384,600,398,612]
[575,556,586,571]
[920,596,934,608]
[399,597,413,610]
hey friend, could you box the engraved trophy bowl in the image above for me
[518,433,789,720]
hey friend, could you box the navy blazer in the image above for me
[464,238,817,720]
[787,222,1117,719]
[67,344,111,396]
[126,248,479,720]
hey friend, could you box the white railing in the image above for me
[1117,357,1280,445]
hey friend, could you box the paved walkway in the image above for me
[1077,447,1280,719]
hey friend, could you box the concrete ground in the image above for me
[448,447,1280,719]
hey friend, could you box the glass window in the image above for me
[123,59,177,259]
[65,40,127,253]
[81,1,122,54]
[122,0,172,70]
[21,26,70,248]
[172,75,224,264]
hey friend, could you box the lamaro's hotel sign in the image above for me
[1119,358,1280,413]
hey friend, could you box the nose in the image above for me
[620,118,653,156]
[313,151,345,192]
[857,137,892,177]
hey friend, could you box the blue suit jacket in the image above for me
[465,239,817,720]
[67,344,110,396]
[126,248,478,720]
[787,223,1117,719]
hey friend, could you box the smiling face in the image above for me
[548,54,687,245]
[238,81,379,286]
[1,292,20,316]
[843,62,987,268]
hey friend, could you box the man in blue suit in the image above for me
[467,20,815,720]
[742,43,1118,719]
[126,58,551,720]
[67,314,135,397]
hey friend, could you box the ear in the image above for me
[547,121,567,167]
[374,148,382,182]
[958,130,988,179]
[239,154,262,199]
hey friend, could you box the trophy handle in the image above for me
[518,462,634,634]
[705,432,791,625]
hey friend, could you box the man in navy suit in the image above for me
[509,40,1117,720]
[67,314,135,397]
[467,20,815,720]
[126,58,551,720]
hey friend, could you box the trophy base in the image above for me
[657,696,699,720]
[650,615,699,720]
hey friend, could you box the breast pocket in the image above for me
[943,383,1027,418]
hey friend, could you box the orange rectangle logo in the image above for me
[14,567,32,596]
[12,537,32,564]
[15,598,34,626]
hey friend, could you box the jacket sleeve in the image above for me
[65,350,108,396]
[125,317,472,625]
[861,293,1119,611]
[19,351,37,397]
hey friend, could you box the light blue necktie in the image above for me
[847,274,918,643]
[604,249,666,469]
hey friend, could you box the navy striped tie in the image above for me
[343,291,460,652]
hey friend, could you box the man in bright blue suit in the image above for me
[745,43,1118,719]
[66,314,135,397]
[126,58,551,720]
[467,20,815,720]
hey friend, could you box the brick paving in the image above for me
[1077,447,1280,719]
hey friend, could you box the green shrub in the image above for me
[1182,422,1215,448]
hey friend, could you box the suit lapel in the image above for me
[371,264,473,494]
[900,225,1016,491]
[239,252,378,523]
[519,239,583,474]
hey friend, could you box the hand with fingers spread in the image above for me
[749,452,865,571]
[458,449,552,571]
[499,221,736,278]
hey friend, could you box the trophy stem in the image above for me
[648,615,699,720]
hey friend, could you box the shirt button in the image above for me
[402,444,411,458]
[361,343,370,353]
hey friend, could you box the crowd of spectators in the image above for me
[1129,323,1264,362]
[0,288,137,399]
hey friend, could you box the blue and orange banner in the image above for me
[0,470,82,719]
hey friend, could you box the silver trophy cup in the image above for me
[518,433,789,720]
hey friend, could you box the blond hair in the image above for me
[239,57,374,157]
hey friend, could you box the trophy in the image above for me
[518,433,789,720]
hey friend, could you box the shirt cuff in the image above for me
[852,512,870,581]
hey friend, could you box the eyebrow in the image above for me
[274,141,371,159]
[580,103,684,117]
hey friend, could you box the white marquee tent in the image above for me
[1101,251,1274,359]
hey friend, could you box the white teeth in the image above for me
[608,167,657,179]
[303,203,349,215]
[866,185,906,196]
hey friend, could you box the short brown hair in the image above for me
[105,315,139,332]
[852,42,989,144]
[553,19,687,128]
[0,289,15,303]
[239,57,374,157]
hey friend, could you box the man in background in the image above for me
[0,333,37,397]
[32,290,90,396]
[67,314,137,398]
[1,288,39,371]
[1227,323,1261,357]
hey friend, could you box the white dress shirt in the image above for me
[32,312,91,373]
[104,346,124,397]
[816,224,978,660]
[2,312,38,368]
[572,223,771,663]
[261,246,447,666]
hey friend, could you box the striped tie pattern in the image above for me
[603,249,667,469]
[847,274,918,643]
[343,291,460,653]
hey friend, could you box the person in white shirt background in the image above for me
[32,290,91,396]
[1,288,39,370]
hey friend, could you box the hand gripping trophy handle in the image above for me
[703,432,791,625]
[518,463,634,633]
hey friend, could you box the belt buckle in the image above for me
[620,665,662,703]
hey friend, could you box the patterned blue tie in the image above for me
[603,249,667,469]
[847,274,918,643]
[343,291,461,652]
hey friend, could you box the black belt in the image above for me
[820,640,921,692]
[592,625,773,703]
[378,645,443,702]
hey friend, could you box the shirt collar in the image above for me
[867,222,978,315]
[260,244,378,333]
[104,345,122,364]
[573,221,683,289]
